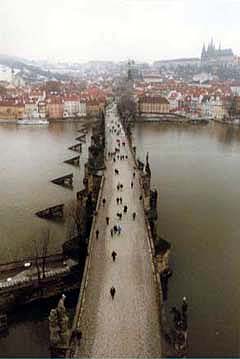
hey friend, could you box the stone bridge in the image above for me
[68,105,163,357]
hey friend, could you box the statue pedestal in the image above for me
[50,345,69,358]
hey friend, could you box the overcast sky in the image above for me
[0,0,239,63]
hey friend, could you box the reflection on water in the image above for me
[0,121,91,263]
[133,122,240,357]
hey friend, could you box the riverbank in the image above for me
[0,256,82,314]
[137,114,209,125]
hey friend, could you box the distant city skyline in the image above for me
[0,0,240,63]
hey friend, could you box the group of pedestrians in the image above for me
[116,197,123,205]
[97,116,140,301]
[116,183,124,191]
[108,118,139,300]
[111,224,122,236]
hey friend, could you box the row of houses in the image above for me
[0,94,106,121]
[137,93,238,120]
[134,77,239,119]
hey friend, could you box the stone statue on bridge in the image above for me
[145,152,151,177]
[49,294,70,356]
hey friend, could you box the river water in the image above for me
[0,121,92,263]
[133,121,240,357]
[0,121,91,357]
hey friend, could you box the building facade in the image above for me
[46,97,64,119]
[138,96,170,114]
[0,99,25,120]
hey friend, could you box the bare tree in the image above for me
[41,228,50,279]
[117,95,137,120]
[65,199,86,240]
[33,227,51,283]
[33,238,41,284]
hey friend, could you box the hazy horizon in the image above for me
[1,0,240,63]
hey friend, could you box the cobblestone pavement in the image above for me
[74,107,162,357]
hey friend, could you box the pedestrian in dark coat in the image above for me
[131,181,133,188]
[124,205,128,213]
[119,197,123,205]
[117,212,122,220]
[106,217,110,225]
[133,212,136,220]
[111,251,117,262]
[96,229,99,239]
[110,286,116,299]
[116,197,119,205]
[102,198,106,207]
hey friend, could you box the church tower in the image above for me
[11,67,15,85]
[201,43,207,62]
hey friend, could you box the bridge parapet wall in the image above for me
[67,174,105,357]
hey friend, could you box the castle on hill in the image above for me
[201,39,234,64]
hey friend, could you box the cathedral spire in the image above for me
[201,43,206,59]
[210,37,214,48]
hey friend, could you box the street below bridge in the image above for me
[74,106,162,357]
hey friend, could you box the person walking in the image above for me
[131,181,133,189]
[119,197,123,205]
[117,224,122,235]
[132,212,136,220]
[110,228,113,237]
[102,198,106,207]
[70,328,82,356]
[96,229,99,239]
[110,286,116,299]
[106,217,110,225]
[116,197,119,205]
[111,251,117,262]
[123,205,128,213]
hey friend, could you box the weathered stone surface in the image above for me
[49,294,70,351]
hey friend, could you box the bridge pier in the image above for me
[51,174,73,189]
[75,134,86,142]
[68,144,82,153]
[35,204,64,219]
[64,156,80,166]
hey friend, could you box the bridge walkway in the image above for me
[74,108,162,357]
